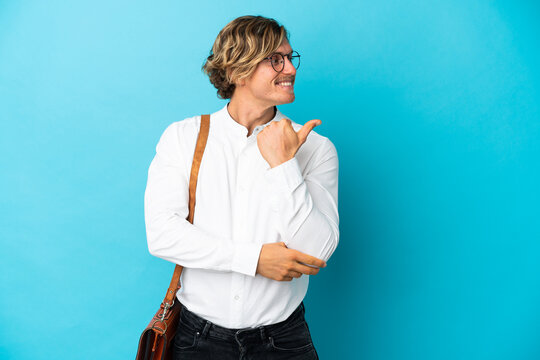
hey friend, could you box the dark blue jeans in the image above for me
[173,302,319,359]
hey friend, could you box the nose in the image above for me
[282,56,296,75]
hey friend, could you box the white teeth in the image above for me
[278,82,293,86]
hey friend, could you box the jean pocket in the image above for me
[268,321,314,352]
[173,326,201,351]
[269,336,314,352]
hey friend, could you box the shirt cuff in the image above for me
[232,242,263,277]
[264,157,304,194]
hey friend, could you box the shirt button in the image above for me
[234,295,240,300]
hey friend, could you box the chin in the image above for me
[276,94,295,106]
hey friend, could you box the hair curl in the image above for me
[202,16,289,99]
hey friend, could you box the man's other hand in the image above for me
[256,242,327,281]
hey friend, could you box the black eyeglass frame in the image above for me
[263,51,301,72]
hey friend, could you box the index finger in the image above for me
[292,250,326,268]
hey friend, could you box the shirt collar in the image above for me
[212,103,287,138]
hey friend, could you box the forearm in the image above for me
[264,150,339,262]
[145,209,262,276]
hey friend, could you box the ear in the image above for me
[234,75,246,87]
[226,69,244,87]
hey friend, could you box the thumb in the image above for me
[296,119,322,144]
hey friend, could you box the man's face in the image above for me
[237,39,297,107]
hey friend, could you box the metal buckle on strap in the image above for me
[159,300,174,321]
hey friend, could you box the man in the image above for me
[145,15,339,359]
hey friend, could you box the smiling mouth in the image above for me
[275,79,295,89]
[276,75,294,84]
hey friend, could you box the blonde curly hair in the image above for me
[202,16,289,99]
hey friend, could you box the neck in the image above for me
[227,95,276,137]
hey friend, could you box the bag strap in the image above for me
[162,114,210,306]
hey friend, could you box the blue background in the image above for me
[1,1,539,359]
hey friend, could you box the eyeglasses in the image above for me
[263,51,301,72]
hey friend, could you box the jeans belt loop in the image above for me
[201,320,212,339]
[259,326,268,343]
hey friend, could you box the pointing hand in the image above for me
[256,118,321,168]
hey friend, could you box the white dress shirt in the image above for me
[144,104,339,328]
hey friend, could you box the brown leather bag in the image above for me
[136,114,210,360]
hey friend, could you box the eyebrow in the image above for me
[272,50,294,56]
